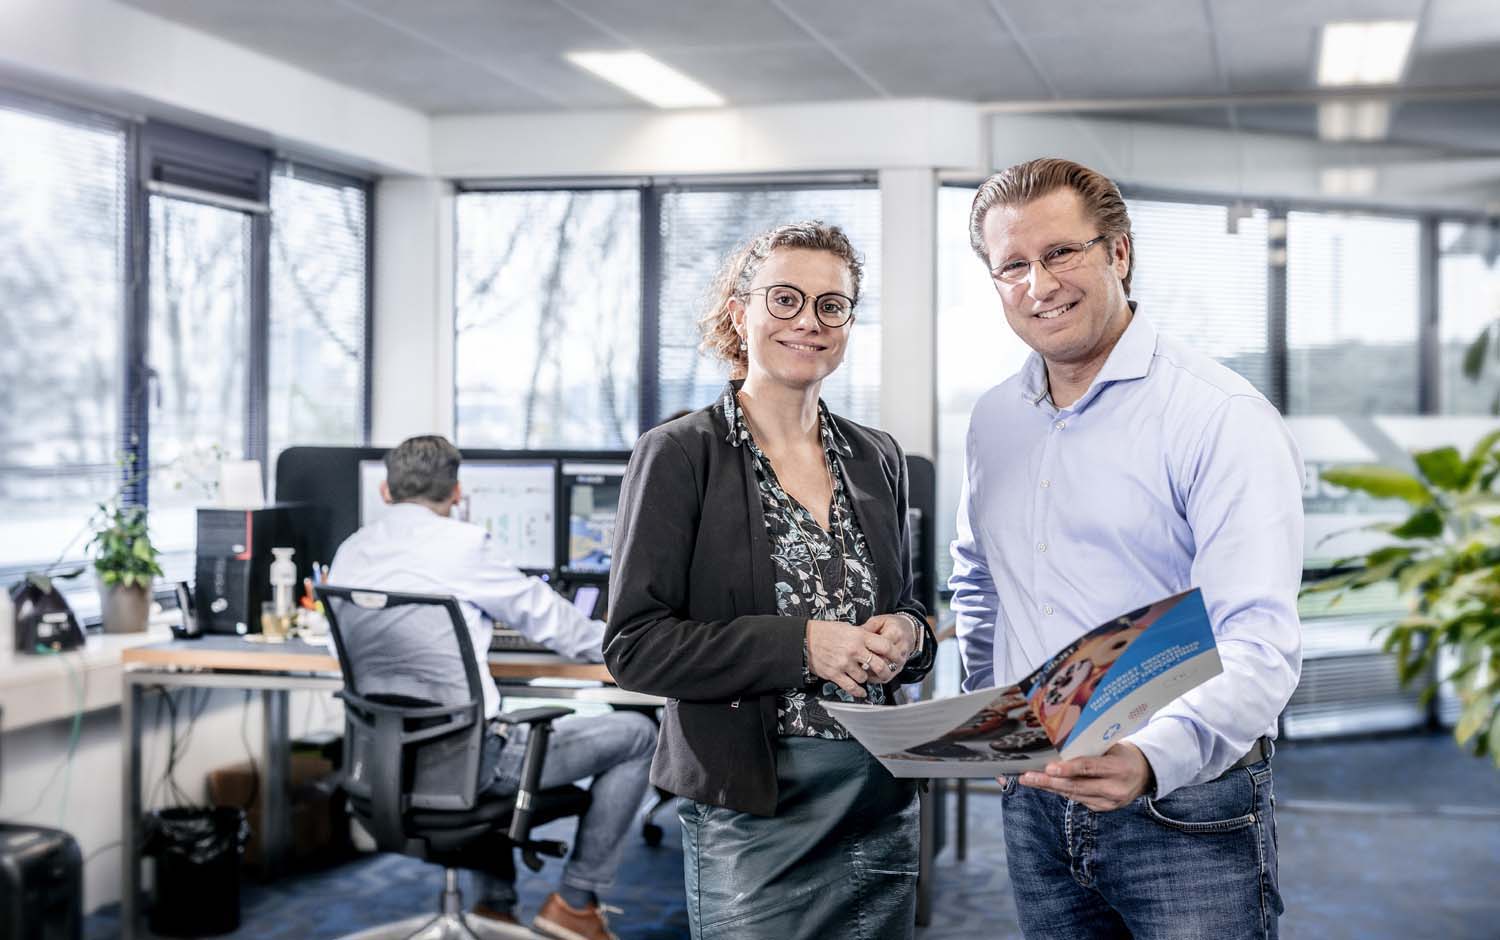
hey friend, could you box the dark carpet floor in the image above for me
[88,731,1500,939]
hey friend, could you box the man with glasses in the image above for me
[950,158,1302,939]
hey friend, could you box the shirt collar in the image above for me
[718,380,851,458]
[1017,302,1156,411]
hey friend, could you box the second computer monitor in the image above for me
[561,461,625,575]
[358,458,557,572]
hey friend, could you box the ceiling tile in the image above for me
[1206,0,1426,31]
[650,43,877,106]
[1000,0,1212,38]
[775,0,1010,44]
[1221,26,1322,92]
[554,0,810,49]
[839,36,1049,100]
[1020,30,1222,98]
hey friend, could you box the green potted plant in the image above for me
[1302,431,1500,767]
[89,502,163,634]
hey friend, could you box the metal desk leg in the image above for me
[916,784,934,927]
[957,778,969,861]
[261,688,291,876]
[120,678,143,940]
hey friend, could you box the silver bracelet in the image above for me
[898,612,925,655]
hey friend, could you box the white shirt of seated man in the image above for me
[328,476,605,719]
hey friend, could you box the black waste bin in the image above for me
[143,806,248,937]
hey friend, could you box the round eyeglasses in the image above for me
[990,234,1109,285]
[743,284,856,328]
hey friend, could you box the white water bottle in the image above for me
[270,547,297,618]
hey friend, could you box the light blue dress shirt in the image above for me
[950,310,1304,798]
[329,502,605,718]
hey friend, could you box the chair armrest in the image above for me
[494,706,575,726]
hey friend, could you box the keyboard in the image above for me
[491,628,555,655]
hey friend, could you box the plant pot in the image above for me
[99,582,151,634]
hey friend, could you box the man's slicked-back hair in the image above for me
[384,435,462,504]
[968,157,1136,296]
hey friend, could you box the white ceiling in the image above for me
[117,0,1500,150]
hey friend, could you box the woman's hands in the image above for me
[805,613,918,698]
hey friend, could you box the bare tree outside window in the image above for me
[0,105,125,572]
[269,170,368,466]
[455,190,641,448]
[147,196,251,556]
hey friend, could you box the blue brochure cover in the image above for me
[824,588,1221,778]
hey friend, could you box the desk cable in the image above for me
[2,646,88,826]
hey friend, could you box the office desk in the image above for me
[118,636,650,940]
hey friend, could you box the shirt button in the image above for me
[1054,420,1066,430]
[1043,605,1055,615]
[1040,479,1051,489]
[1037,542,1047,553]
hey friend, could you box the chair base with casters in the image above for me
[317,586,594,940]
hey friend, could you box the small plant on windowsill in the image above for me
[89,501,163,634]
[1302,432,1500,768]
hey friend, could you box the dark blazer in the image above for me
[605,387,934,817]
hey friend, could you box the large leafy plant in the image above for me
[1303,432,1500,767]
[88,502,163,590]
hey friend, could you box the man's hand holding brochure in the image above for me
[824,588,1220,778]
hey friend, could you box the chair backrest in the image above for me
[318,587,486,821]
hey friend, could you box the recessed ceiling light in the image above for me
[1320,166,1378,196]
[565,51,725,109]
[1318,21,1417,86]
[1317,100,1391,141]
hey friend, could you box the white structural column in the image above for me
[372,177,456,444]
[878,167,938,460]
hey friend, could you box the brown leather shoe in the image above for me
[531,892,621,940]
[470,902,522,926]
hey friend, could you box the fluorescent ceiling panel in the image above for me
[565,51,725,108]
[1318,100,1392,140]
[1317,21,1417,86]
[1320,166,1379,196]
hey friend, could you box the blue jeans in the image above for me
[999,759,1282,940]
[473,710,656,910]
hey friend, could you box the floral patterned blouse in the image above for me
[720,388,884,739]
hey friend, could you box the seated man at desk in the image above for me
[329,434,654,940]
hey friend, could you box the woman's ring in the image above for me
[861,657,872,671]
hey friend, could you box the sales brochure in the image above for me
[824,589,1221,778]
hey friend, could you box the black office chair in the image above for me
[318,586,591,940]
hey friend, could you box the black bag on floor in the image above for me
[142,807,249,937]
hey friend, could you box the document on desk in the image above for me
[823,589,1221,778]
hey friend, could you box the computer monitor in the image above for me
[561,461,626,575]
[358,458,557,572]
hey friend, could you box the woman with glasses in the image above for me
[606,221,935,939]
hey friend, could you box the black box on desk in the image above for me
[195,505,315,635]
[0,823,83,940]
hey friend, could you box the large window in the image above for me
[454,189,641,449]
[453,181,882,448]
[0,94,370,617]
[1439,220,1500,413]
[1288,212,1421,415]
[147,195,254,560]
[269,166,370,461]
[0,100,127,586]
